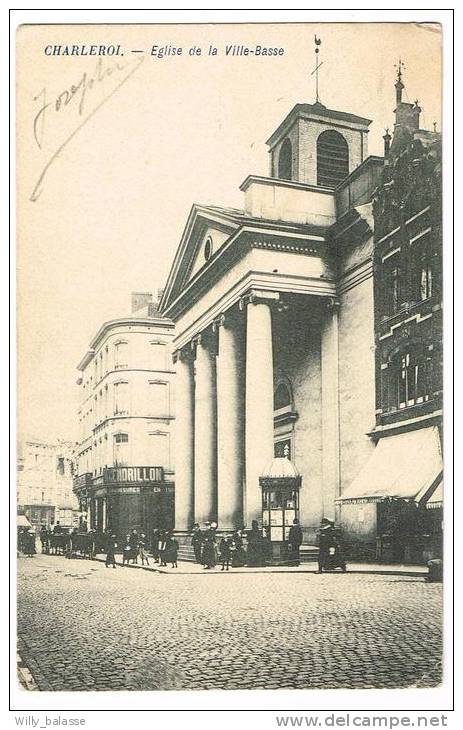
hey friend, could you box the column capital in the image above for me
[238,289,280,311]
[326,296,340,313]
[173,346,194,364]
[190,333,202,351]
[211,313,226,333]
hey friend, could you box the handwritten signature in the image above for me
[30,55,144,202]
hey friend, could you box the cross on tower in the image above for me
[395,58,406,82]
[311,35,323,104]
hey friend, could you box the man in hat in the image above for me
[105,533,117,568]
[191,523,203,564]
[317,518,334,573]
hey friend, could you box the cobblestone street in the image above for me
[17,554,443,692]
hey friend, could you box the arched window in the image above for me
[387,346,430,411]
[317,130,349,188]
[278,138,292,180]
[274,382,292,410]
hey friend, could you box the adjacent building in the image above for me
[336,71,443,561]
[17,438,78,529]
[160,69,442,561]
[73,292,175,539]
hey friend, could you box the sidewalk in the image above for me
[93,554,428,577]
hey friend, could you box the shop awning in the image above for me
[336,426,442,505]
[426,480,443,510]
[17,514,31,527]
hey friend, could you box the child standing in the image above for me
[219,536,232,571]
[138,533,149,566]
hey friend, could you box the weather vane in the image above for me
[311,35,323,104]
[394,58,406,83]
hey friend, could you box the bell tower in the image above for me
[266,36,372,189]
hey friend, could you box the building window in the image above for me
[114,381,129,415]
[114,433,128,444]
[57,457,65,475]
[149,431,170,469]
[417,246,433,301]
[113,433,129,466]
[150,341,167,370]
[278,138,292,180]
[114,341,129,369]
[316,130,349,188]
[389,347,430,410]
[383,257,402,316]
[204,236,213,262]
[148,380,168,415]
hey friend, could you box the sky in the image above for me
[16,22,442,443]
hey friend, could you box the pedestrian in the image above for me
[138,533,149,566]
[129,528,139,551]
[317,519,347,573]
[288,518,303,565]
[231,529,246,567]
[191,523,203,563]
[105,533,117,568]
[39,525,48,554]
[202,523,216,569]
[166,534,179,568]
[158,530,168,566]
[53,520,64,535]
[219,535,232,571]
[151,527,160,563]
[246,520,265,567]
[24,528,36,557]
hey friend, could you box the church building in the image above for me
[160,64,443,562]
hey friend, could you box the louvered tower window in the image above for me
[278,138,292,180]
[317,130,349,188]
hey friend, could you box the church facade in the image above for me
[160,73,443,560]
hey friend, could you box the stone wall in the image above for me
[273,300,323,543]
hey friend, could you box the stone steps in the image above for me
[300,545,319,562]
[177,544,196,562]
[176,543,319,563]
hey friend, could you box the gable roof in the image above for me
[159,203,327,315]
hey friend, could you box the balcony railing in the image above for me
[73,472,93,491]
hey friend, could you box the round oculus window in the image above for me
[204,237,213,261]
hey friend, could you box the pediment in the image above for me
[160,204,243,311]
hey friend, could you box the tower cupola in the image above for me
[266,37,372,189]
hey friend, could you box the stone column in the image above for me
[243,290,279,526]
[215,312,244,530]
[321,298,341,519]
[193,332,217,524]
[173,349,195,531]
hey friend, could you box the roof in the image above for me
[77,313,174,370]
[17,514,32,527]
[159,202,328,314]
[266,102,372,147]
[261,455,300,480]
[337,426,442,504]
[426,480,443,510]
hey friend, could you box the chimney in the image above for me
[131,291,153,313]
